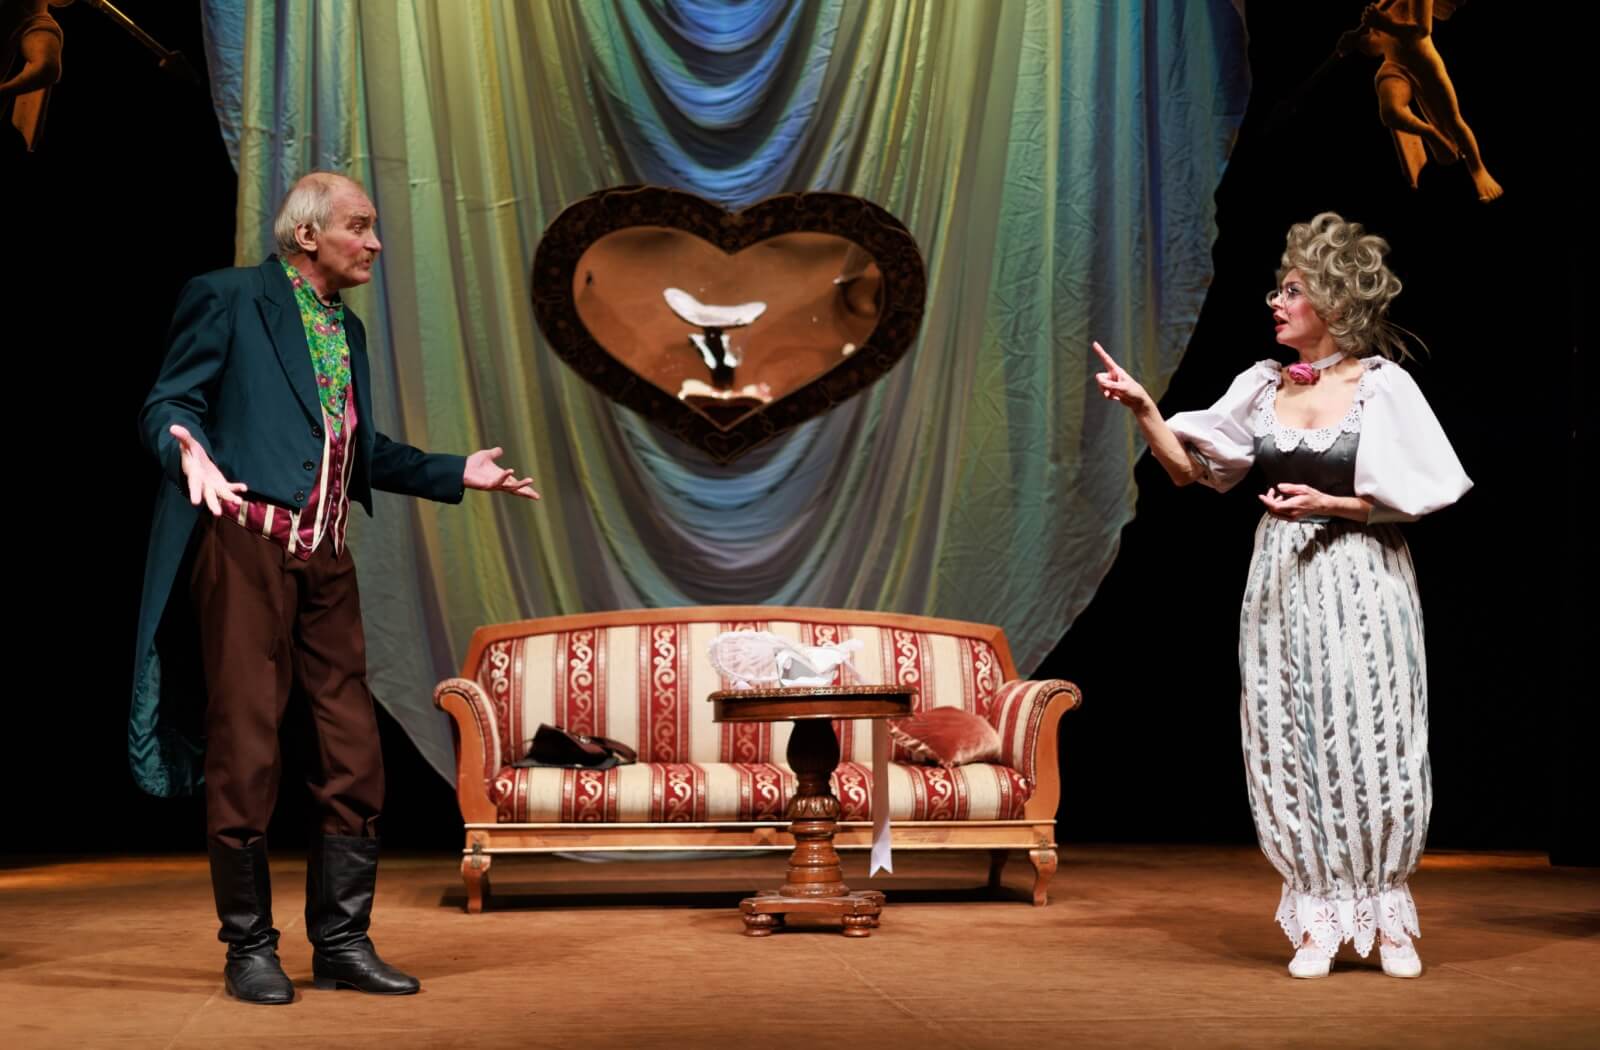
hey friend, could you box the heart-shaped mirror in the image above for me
[531,186,926,462]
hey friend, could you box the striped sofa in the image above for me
[433,607,1081,912]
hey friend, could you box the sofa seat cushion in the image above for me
[489,760,1033,823]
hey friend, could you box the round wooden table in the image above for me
[708,684,914,937]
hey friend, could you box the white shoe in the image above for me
[1288,946,1332,979]
[1379,938,1422,978]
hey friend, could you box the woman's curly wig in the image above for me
[1278,212,1410,359]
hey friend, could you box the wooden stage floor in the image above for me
[2,845,1595,1048]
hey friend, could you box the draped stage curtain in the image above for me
[198,0,1249,781]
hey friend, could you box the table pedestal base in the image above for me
[740,889,885,937]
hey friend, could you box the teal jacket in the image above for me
[130,257,466,796]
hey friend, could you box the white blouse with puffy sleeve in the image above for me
[1166,357,1471,522]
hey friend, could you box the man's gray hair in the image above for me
[272,172,365,256]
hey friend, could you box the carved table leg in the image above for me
[738,718,886,935]
[780,719,846,898]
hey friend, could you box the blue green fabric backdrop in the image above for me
[196,0,1250,781]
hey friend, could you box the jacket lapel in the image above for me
[346,309,373,442]
[257,256,322,425]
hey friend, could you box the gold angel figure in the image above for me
[1339,0,1503,201]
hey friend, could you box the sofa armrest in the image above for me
[432,677,501,824]
[987,679,1082,822]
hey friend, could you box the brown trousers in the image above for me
[190,516,384,849]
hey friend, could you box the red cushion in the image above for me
[888,707,1001,768]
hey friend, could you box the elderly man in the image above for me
[132,171,537,1004]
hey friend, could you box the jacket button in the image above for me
[312,426,323,439]
[294,490,306,503]
[303,460,315,471]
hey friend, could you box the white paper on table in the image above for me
[869,720,893,876]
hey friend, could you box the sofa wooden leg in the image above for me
[988,849,1009,890]
[462,852,492,914]
[1028,847,1057,907]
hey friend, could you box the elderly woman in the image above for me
[1094,212,1471,979]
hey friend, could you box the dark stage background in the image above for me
[5,2,1587,864]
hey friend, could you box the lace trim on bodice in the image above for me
[1253,359,1381,453]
